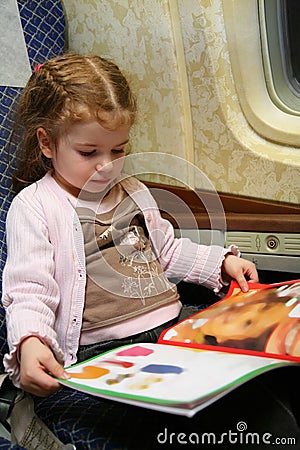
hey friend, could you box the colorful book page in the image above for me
[160,280,300,361]
[59,343,294,417]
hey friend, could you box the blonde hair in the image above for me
[12,53,137,192]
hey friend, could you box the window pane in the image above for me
[282,0,300,86]
[262,0,300,111]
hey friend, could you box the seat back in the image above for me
[0,0,66,372]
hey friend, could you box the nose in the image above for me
[95,158,113,173]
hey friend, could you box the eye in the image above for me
[112,148,125,155]
[79,150,96,157]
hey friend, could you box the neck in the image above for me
[51,171,81,198]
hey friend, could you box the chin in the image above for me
[78,182,111,197]
[86,183,109,193]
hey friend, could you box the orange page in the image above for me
[159,279,300,362]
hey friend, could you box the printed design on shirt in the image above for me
[98,226,112,241]
[114,224,175,305]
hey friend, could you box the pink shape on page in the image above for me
[116,346,154,357]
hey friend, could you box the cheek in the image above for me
[56,157,87,183]
[113,157,125,172]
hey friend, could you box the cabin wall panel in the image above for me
[62,0,300,205]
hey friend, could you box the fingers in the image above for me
[236,261,259,292]
[244,261,259,284]
[20,368,61,397]
[44,354,70,380]
[235,274,249,293]
[222,255,259,292]
[19,336,69,397]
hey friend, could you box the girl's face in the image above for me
[39,120,130,196]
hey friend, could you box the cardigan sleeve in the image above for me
[2,195,64,386]
[121,177,239,293]
[139,195,239,293]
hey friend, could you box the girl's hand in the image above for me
[19,336,69,397]
[222,254,259,293]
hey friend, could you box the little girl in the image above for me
[2,52,258,395]
[6,53,294,448]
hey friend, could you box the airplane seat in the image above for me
[0,1,80,448]
[0,0,66,357]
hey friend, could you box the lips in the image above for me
[91,178,110,183]
[91,178,110,184]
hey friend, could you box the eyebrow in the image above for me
[76,140,129,147]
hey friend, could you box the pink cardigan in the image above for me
[2,173,236,385]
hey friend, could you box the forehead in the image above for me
[61,119,130,144]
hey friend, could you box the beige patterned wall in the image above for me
[62,0,300,205]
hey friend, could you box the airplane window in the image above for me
[263,0,300,113]
[280,0,300,93]
[222,0,300,146]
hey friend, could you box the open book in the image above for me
[58,279,300,417]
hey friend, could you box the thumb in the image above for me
[43,354,70,380]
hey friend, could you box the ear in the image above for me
[37,127,54,158]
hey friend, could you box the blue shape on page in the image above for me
[141,364,183,374]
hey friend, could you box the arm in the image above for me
[123,178,258,293]
[2,195,65,388]
[142,197,258,292]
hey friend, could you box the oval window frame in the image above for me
[222,0,300,147]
